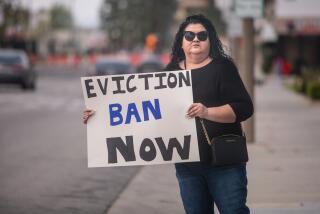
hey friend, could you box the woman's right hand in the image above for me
[83,109,95,124]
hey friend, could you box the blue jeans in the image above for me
[175,162,249,214]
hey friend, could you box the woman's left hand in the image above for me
[186,103,208,119]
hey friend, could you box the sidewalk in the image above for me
[107,76,320,214]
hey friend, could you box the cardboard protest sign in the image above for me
[81,70,199,167]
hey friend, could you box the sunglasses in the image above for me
[184,31,208,42]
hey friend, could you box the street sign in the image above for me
[235,0,263,18]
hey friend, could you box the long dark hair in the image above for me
[166,14,229,70]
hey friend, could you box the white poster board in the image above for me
[81,70,199,167]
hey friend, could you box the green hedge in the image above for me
[290,78,304,93]
[289,67,320,100]
[306,81,320,100]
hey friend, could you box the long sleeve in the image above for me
[218,60,254,123]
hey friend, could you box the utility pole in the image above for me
[242,18,255,143]
[234,0,263,143]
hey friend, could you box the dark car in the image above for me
[136,55,164,73]
[0,49,37,90]
[90,58,134,76]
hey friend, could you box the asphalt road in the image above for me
[0,65,140,214]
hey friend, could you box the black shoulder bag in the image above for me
[200,119,249,166]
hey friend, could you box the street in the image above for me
[0,65,140,214]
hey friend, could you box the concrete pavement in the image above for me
[107,76,320,214]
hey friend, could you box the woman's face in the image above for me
[182,23,210,58]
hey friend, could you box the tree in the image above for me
[185,0,226,35]
[100,0,177,51]
[0,0,30,33]
[50,4,73,30]
[0,0,31,48]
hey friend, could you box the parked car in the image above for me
[136,55,164,73]
[0,49,37,90]
[88,57,134,76]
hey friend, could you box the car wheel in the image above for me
[21,81,28,89]
[29,81,36,90]
[21,77,36,90]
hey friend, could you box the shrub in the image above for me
[291,77,304,93]
[306,81,320,100]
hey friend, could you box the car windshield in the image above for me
[0,55,22,65]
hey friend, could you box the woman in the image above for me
[83,14,253,214]
[164,14,253,214]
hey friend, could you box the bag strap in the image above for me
[200,119,212,146]
[184,61,213,146]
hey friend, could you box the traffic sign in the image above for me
[235,0,263,18]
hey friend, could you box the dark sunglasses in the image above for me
[184,31,208,42]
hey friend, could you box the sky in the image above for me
[21,0,104,29]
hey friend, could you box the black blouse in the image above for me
[166,57,254,163]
